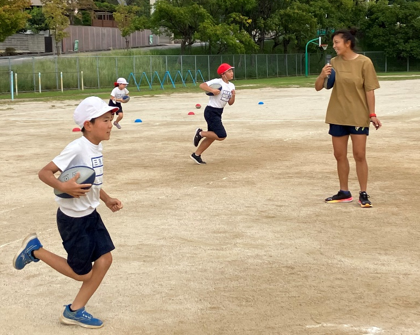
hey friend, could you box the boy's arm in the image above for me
[228,89,235,105]
[199,82,221,96]
[111,94,123,103]
[38,161,92,198]
[100,189,123,212]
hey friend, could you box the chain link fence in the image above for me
[1,52,420,94]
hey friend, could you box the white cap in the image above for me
[74,97,119,128]
[116,77,128,85]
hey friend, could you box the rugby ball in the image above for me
[54,166,96,199]
[122,95,130,103]
[206,83,222,96]
[324,68,336,90]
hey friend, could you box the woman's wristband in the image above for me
[369,113,377,118]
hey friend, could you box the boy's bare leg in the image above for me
[71,253,113,310]
[34,248,86,281]
[195,131,225,156]
[195,138,215,156]
[199,130,220,140]
[115,113,123,124]
[34,249,112,309]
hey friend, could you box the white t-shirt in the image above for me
[52,136,105,218]
[206,78,235,109]
[110,87,129,99]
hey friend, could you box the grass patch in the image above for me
[2,73,419,102]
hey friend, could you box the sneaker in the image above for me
[193,128,203,147]
[190,153,206,165]
[325,190,353,203]
[60,304,103,329]
[113,121,121,129]
[359,191,372,208]
[13,233,43,270]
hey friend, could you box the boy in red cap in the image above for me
[191,63,236,164]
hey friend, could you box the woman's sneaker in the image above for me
[13,233,43,270]
[325,190,353,203]
[359,191,372,208]
[60,304,104,329]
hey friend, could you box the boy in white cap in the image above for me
[13,96,123,329]
[191,63,236,164]
[109,77,129,129]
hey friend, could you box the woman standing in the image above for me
[315,29,382,208]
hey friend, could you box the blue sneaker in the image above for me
[60,304,104,329]
[13,233,43,270]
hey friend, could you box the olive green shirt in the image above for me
[326,54,380,128]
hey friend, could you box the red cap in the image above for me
[217,63,234,75]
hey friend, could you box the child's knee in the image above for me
[97,252,113,269]
[76,271,93,282]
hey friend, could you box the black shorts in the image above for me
[57,209,115,275]
[204,106,226,138]
[329,124,369,137]
[109,99,123,114]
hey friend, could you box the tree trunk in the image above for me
[282,38,290,54]
[55,41,61,56]
[180,40,186,55]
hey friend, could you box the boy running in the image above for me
[109,77,129,129]
[191,63,236,164]
[13,96,123,328]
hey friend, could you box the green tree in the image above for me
[0,0,31,42]
[93,1,117,12]
[197,20,256,54]
[114,4,148,49]
[241,0,286,50]
[362,0,420,58]
[265,2,317,53]
[42,0,70,55]
[66,0,96,25]
[195,0,256,54]
[25,7,49,33]
[151,0,213,54]
[126,0,151,15]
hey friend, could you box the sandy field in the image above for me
[1,80,420,335]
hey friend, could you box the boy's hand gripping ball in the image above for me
[54,166,96,198]
[205,83,222,96]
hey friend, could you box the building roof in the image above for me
[31,0,42,5]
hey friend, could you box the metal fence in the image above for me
[1,51,420,94]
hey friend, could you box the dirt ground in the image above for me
[1,80,420,335]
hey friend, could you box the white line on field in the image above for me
[306,323,383,334]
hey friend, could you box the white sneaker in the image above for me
[113,121,121,129]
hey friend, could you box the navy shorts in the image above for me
[204,106,227,138]
[109,99,123,114]
[329,124,369,137]
[57,208,115,275]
